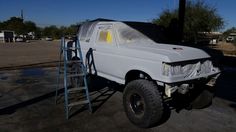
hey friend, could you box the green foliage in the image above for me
[0,17,79,39]
[41,25,78,39]
[0,21,3,30]
[0,16,85,39]
[24,21,37,33]
[59,24,78,36]
[34,27,43,38]
[3,17,25,34]
[0,17,37,35]
[153,10,178,28]
[223,27,236,37]
[42,25,60,39]
[153,0,224,42]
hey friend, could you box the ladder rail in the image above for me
[62,37,70,119]
[55,38,63,104]
[55,36,92,119]
[76,37,92,112]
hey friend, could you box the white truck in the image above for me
[68,20,220,128]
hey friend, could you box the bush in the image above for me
[153,0,224,43]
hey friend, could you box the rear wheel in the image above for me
[123,80,164,128]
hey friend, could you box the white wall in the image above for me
[0,33,4,38]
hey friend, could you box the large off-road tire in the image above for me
[190,88,213,109]
[70,62,83,87]
[123,79,164,128]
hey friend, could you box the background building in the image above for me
[0,30,15,43]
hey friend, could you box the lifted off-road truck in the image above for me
[67,20,220,128]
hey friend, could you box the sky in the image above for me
[0,0,235,30]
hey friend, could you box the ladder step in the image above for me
[59,71,82,74]
[68,100,89,107]
[67,73,84,78]
[68,87,86,93]
[67,60,83,64]
[64,47,80,50]
[58,60,83,65]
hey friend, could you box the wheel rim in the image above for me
[129,93,145,116]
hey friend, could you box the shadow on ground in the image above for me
[68,75,120,117]
[0,61,59,71]
[0,90,56,115]
[229,103,236,111]
[215,67,236,103]
[0,74,120,118]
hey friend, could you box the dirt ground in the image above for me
[0,41,236,132]
[213,41,236,56]
[0,40,60,70]
[0,40,235,69]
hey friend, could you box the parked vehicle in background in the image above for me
[15,37,25,42]
[45,37,53,41]
[226,33,236,43]
[226,35,235,42]
[67,20,221,128]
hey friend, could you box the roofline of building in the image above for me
[0,30,15,33]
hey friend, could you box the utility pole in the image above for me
[21,9,24,22]
[178,0,186,43]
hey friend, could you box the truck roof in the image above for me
[78,19,165,43]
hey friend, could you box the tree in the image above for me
[24,21,37,33]
[35,27,43,39]
[56,24,78,38]
[0,21,3,30]
[42,25,61,39]
[153,0,224,43]
[0,16,83,39]
[3,17,25,34]
[223,27,236,37]
[0,17,37,36]
[66,24,78,36]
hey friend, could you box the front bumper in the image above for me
[206,73,220,87]
[162,73,220,97]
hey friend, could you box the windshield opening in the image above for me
[117,24,151,44]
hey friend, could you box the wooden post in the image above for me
[178,0,186,43]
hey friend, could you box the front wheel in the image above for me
[123,80,164,128]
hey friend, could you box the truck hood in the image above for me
[120,42,210,62]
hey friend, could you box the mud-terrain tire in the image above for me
[70,62,83,87]
[190,88,213,109]
[123,79,164,128]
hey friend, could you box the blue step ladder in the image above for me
[55,36,92,119]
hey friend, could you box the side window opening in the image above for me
[97,25,113,44]
[98,31,112,43]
